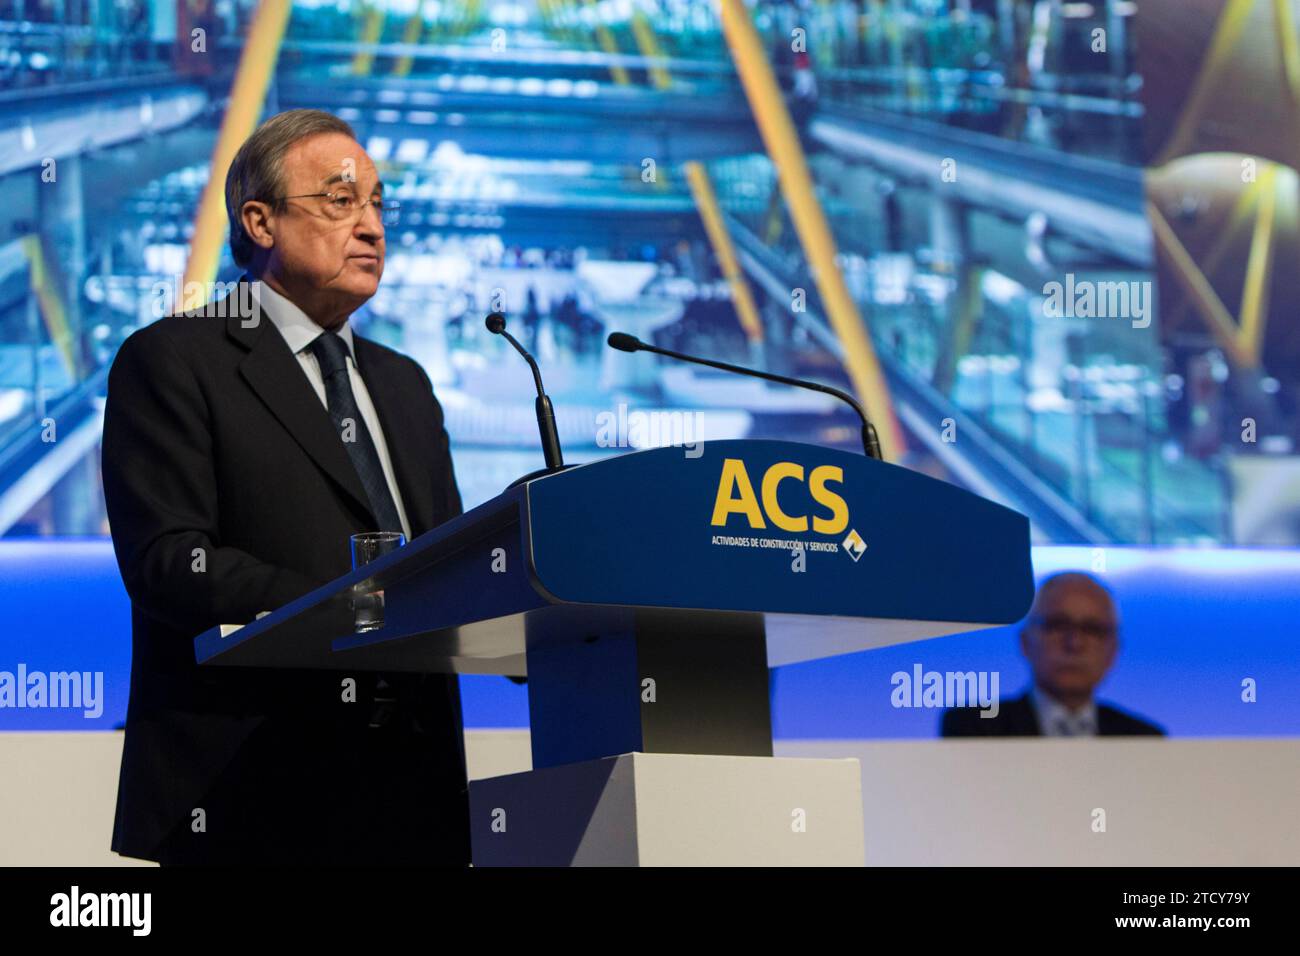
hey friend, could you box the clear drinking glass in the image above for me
[349,531,405,632]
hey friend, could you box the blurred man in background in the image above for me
[942,571,1165,737]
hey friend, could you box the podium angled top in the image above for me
[195,440,1034,674]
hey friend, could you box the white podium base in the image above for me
[468,752,864,866]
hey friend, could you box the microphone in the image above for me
[486,313,565,475]
[606,332,884,460]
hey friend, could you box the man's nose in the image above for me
[1060,627,1086,652]
[355,203,385,238]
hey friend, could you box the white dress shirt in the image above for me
[1031,685,1099,737]
[250,280,413,542]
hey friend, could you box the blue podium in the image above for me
[196,440,1034,865]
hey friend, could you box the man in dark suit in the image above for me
[942,571,1164,737]
[101,109,470,864]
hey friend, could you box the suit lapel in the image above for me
[1096,706,1119,736]
[353,337,436,537]
[225,288,377,528]
[1012,694,1043,735]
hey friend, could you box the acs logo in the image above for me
[710,458,849,535]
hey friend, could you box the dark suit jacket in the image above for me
[101,279,470,864]
[940,692,1165,737]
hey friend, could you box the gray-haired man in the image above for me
[102,109,469,865]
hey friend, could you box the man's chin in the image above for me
[1047,675,1099,698]
[338,271,381,300]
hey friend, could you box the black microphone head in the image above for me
[485,313,507,334]
[607,332,642,353]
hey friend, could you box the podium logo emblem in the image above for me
[710,459,849,534]
[842,529,867,562]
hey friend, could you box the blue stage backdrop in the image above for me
[1,540,1296,737]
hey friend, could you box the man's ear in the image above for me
[241,200,276,253]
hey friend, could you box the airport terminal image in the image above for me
[0,0,1296,911]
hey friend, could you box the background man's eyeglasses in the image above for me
[1029,615,1117,641]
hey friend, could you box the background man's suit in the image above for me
[101,279,470,865]
[941,692,1165,737]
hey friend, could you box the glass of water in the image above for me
[350,531,405,633]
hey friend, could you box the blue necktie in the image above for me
[307,330,404,535]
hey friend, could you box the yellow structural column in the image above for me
[20,235,78,379]
[1238,163,1277,362]
[1146,200,1256,368]
[450,0,482,40]
[684,161,765,344]
[1151,0,1254,166]
[393,3,429,78]
[352,3,388,76]
[582,0,631,85]
[182,0,292,309]
[719,0,904,459]
[629,9,672,89]
[544,0,580,47]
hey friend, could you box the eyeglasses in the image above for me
[1029,614,1117,642]
[269,190,400,226]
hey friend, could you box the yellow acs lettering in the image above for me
[761,462,807,532]
[710,459,849,535]
[808,464,849,534]
[710,458,766,528]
